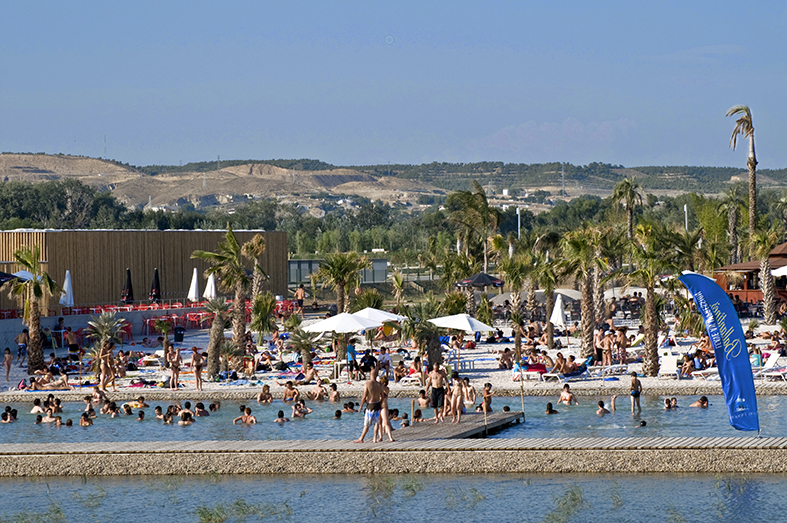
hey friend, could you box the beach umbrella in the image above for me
[203,273,217,300]
[352,307,406,323]
[149,268,161,303]
[428,313,495,333]
[549,294,568,348]
[772,266,787,277]
[12,270,34,281]
[303,312,383,333]
[121,268,134,304]
[0,271,16,284]
[456,272,504,289]
[59,270,74,308]
[428,313,495,364]
[490,288,581,306]
[187,268,200,303]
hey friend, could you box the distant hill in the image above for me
[2,154,787,208]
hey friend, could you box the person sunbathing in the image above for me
[393,361,407,383]
[552,353,568,374]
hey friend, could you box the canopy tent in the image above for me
[187,268,200,303]
[428,313,495,333]
[303,313,383,334]
[603,286,648,300]
[149,268,161,303]
[352,307,406,323]
[203,274,217,300]
[59,270,74,308]
[121,268,134,304]
[772,266,787,277]
[456,272,504,289]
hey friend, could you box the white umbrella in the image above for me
[352,307,406,323]
[549,294,567,329]
[303,312,383,333]
[604,286,648,300]
[549,294,568,347]
[13,270,34,281]
[187,268,200,303]
[490,288,581,305]
[428,313,494,333]
[203,273,217,300]
[59,270,74,307]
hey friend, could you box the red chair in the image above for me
[172,302,183,309]
[120,323,133,343]
[135,304,149,311]
[104,305,118,313]
[74,328,85,346]
[149,303,161,310]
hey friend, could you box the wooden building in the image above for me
[0,229,287,312]
[714,241,787,304]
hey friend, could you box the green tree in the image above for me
[752,227,782,324]
[612,177,643,240]
[287,327,320,366]
[86,312,127,345]
[559,227,607,358]
[192,226,266,344]
[727,105,758,258]
[400,296,444,367]
[3,245,58,372]
[249,292,277,346]
[314,252,371,313]
[718,183,745,265]
[446,180,502,273]
[498,255,530,358]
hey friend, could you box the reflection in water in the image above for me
[0,473,781,523]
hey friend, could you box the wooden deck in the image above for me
[2,411,785,476]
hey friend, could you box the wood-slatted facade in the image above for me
[0,230,287,311]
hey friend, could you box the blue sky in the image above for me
[2,1,786,169]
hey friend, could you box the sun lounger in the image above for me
[657,350,680,379]
[398,375,422,386]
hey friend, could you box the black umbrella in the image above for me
[456,272,504,289]
[149,268,161,303]
[121,268,134,304]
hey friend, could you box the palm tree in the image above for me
[249,291,277,347]
[718,183,745,265]
[628,229,676,376]
[533,255,560,350]
[2,245,58,372]
[287,327,320,366]
[391,271,406,308]
[670,228,705,272]
[752,227,782,324]
[559,227,607,358]
[727,105,758,258]
[612,177,643,241]
[86,312,126,345]
[498,255,529,357]
[314,252,371,313]
[442,291,468,315]
[350,288,385,312]
[192,226,266,345]
[400,296,444,367]
[153,319,173,351]
[446,180,502,273]
[772,191,787,241]
[205,298,231,378]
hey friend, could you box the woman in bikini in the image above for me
[450,372,465,424]
[98,341,112,392]
[192,349,204,391]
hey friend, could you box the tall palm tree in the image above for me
[718,183,745,265]
[391,271,406,309]
[670,228,705,272]
[314,252,371,313]
[249,291,277,347]
[3,245,58,372]
[751,227,782,324]
[629,228,676,376]
[772,191,787,241]
[533,255,560,350]
[204,298,231,378]
[559,227,607,358]
[192,226,266,345]
[727,105,758,258]
[612,177,643,241]
[446,180,502,273]
[498,255,529,357]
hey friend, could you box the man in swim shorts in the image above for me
[426,362,446,423]
[353,366,391,443]
[629,371,642,414]
[14,329,28,367]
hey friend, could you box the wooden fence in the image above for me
[0,230,287,312]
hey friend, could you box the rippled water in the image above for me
[1,394,784,443]
[0,473,780,523]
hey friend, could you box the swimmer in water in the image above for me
[689,396,709,408]
[233,407,257,424]
[273,410,289,423]
[281,381,300,402]
[545,402,559,415]
[597,395,617,417]
[557,384,579,406]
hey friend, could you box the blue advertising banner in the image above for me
[678,271,759,432]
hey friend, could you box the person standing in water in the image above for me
[353,366,393,443]
[629,371,642,414]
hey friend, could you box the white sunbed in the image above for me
[657,350,680,379]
